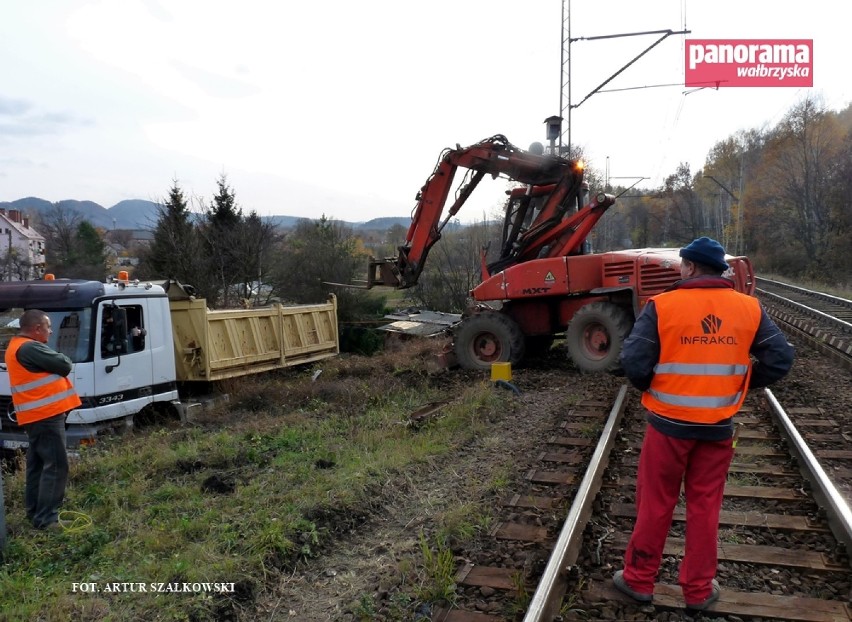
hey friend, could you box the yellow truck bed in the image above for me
[168,294,339,382]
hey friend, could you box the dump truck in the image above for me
[0,273,339,449]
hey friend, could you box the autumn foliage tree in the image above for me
[739,97,848,277]
[618,96,851,284]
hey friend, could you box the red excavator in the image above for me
[367,135,755,371]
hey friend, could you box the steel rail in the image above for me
[764,388,852,568]
[767,309,852,372]
[756,277,852,308]
[523,384,629,622]
[757,288,852,333]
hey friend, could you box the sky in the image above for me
[1,0,848,224]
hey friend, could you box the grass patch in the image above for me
[415,531,457,605]
[0,349,500,621]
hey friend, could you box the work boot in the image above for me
[685,580,720,611]
[613,570,654,603]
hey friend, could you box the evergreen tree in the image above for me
[208,174,243,229]
[203,174,244,307]
[141,180,198,284]
[71,221,109,279]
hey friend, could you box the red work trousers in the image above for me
[622,424,734,604]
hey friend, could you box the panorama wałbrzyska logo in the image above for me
[685,39,813,88]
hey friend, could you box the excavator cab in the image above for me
[488,178,592,275]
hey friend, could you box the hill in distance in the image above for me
[0,197,411,231]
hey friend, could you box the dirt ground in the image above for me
[248,334,851,622]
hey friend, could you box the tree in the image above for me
[270,216,384,322]
[1,246,37,281]
[39,203,83,273]
[71,221,109,279]
[749,96,842,276]
[824,115,852,274]
[408,219,498,312]
[701,136,744,250]
[138,180,201,285]
[202,174,244,307]
[37,204,108,278]
[661,163,703,243]
[232,210,279,304]
[139,176,284,308]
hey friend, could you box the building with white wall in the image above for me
[0,208,45,280]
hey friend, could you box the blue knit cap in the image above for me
[679,237,729,272]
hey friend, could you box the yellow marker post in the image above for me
[491,362,512,382]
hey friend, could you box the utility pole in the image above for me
[737,150,745,258]
[559,0,689,159]
[6,230,11,282]
[559,0,571,156]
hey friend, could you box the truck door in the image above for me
[95,300,154,416]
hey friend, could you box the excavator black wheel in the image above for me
[565,302,633,373]
[453,312,526,371]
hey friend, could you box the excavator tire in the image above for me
[566,302,633,373]
[454,312,526,371]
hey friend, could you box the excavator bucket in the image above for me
[324,258,402,290]
[367,258,402,288]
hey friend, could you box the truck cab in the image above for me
[0,278,179,449]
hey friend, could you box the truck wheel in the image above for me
[454,312,526,371]
[566,302,633,372]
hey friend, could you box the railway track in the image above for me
[432,384,852,622]
[756,278,852,370]
[575,388,852,621]
[756,278,852,326]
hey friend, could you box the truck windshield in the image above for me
[0,308,94,364]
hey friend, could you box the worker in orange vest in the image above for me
[5,309,82,530]
[612,237,794,611]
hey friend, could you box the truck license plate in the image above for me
[2,440,27,450]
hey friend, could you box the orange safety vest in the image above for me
[5,336,82,425]
[641,288,762,424]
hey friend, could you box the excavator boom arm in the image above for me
[368,135,587,289]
